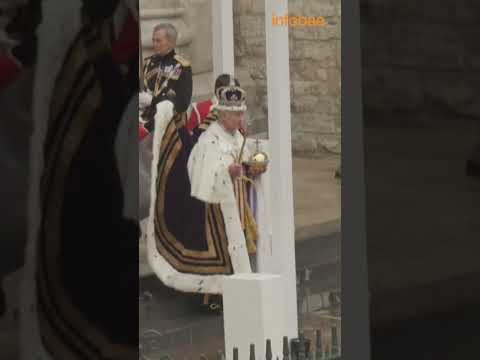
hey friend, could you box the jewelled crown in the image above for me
[214,75,247,112]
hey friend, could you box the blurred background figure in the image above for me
[0,0,40,318]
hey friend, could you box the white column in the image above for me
[264,0,298,338]
[223,274,288,360]
[211,0,235,78]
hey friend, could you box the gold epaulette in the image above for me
[174,54,191,67]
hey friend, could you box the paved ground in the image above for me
[292,156,341,239]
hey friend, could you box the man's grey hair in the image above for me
[153,23,177,46]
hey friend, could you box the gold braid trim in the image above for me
[233,177,258,254]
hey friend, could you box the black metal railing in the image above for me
[229,332,341,360]
[140,329,341,360]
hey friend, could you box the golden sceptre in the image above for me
[237,130,247,164]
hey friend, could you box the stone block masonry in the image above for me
[234,0,341,156]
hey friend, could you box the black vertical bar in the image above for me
[342,0,372,358]
[331,326,339,356]
[250,343,256,360]
[266,339,273,360]
[283,336,290,360]
[315,330,323,360]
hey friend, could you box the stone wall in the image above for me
[233,0,342,156]
[360,0,480,124]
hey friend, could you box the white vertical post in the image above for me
[223,274,288,360]
[211,0,235,78]
[264,0,299,338]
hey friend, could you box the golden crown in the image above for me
[214,76,247,111]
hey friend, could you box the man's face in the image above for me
[220,111,244,133]
[152,29,172,56]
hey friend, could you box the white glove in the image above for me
[139,91,152,110]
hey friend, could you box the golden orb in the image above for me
[248,150,269,173]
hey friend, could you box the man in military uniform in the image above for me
[138,23,192,221]
[140,23,192,134]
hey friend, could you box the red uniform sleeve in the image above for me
[185,99,213,133]
[139,124,149,141]
[197,100,213,120]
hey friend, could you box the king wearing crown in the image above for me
[145,75,268,313]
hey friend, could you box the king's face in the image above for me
[220,110,245,133]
